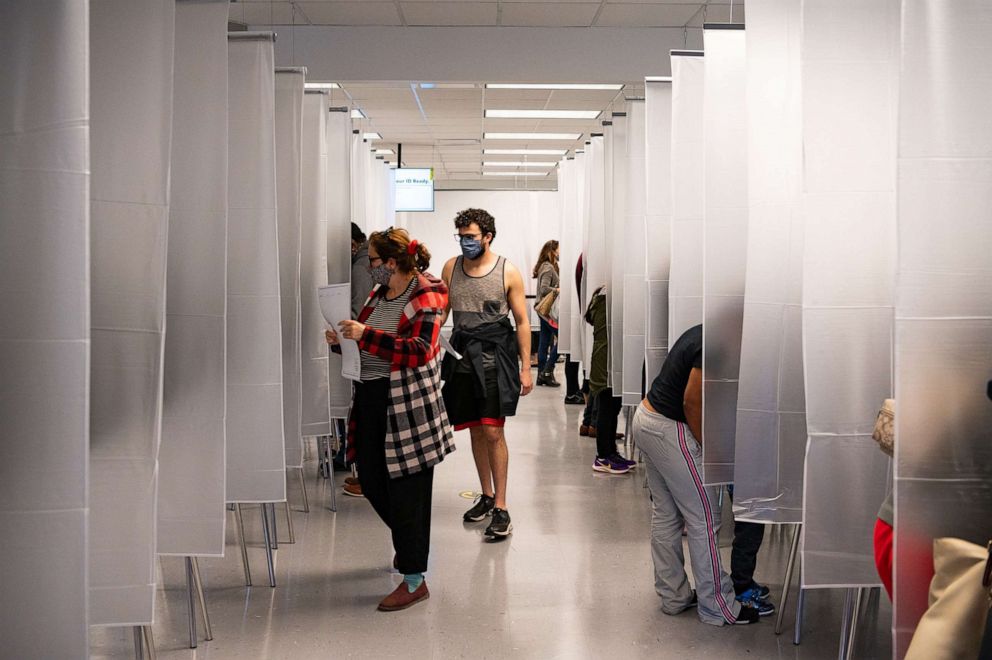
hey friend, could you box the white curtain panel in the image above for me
[570,151,588,363]
[159,0,228,557]
[621,102,647,406]
[0,2,89,654]
[557,157,576,355]
[584,136,607,370]
[894,2,992,654]
[800,0,896,589]
[733,0,806,524]
[668,53,705,351]
[602,122,615,388]
[226,33,287,504]
[350,133,368,235]
[326,107,354,418]
[274,68,305,469]
[89,0,173,626]
[643,80,673,385]
[300,94,331,436]
[609,114,628,395]
[701,25,748,487]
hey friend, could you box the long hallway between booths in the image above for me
[90,366,892,659]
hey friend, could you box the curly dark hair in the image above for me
[453,208,496,243]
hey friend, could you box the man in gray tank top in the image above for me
[441,208,533,539]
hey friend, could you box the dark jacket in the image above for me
[350,242,374,319]
[441,317,521,418]
[585,286,608,398]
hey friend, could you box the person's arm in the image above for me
[439,257,455,327]
[338,303,443,369]
[537,266,554,300]
[504,261,533,396]
[684,367,703,444]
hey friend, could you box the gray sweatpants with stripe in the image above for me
[632,403,741,626]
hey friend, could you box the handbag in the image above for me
[534,288,558,320]
[905,538,992,660]
[872,398,895,457]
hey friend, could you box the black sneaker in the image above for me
[733,604,761,625]
[463,495,495,522]
[564,393,585,405]
[484,508,513,537]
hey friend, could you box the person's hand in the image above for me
[338,320,366,341]
[520,369,534,397]
[325,328,340,345]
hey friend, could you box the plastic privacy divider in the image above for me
[701,25,748,487]
[274,69,305,468]
[602,123,616,390]
[799,0,895,589]
[609,115,628,395]
[643,81,673,385]
[0,2,89,654]
[583,136,607,371]
[621,101,647,406]
[326,106,353,418]
[894,2,992,655]
[557,158,576,357]
[159,0,229,557]
[733,0,806,524]
[89,0,173,625]
[668,54,705,351]
[300,95,331,435]
[569,152,587,365]
[226,34,287,505]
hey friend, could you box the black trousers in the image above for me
[353,379,434,575]
[727,486,765,594]
[595,387,623,458]
[564,356,581,395]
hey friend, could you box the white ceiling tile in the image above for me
[297,2,402,26]
[499,2,600,27]
[401,2,498,25]
[240,1,299,25]
[595,3,701,27]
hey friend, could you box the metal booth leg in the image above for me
[190,557,213,641]
[260,504,277,587]
[234,503,252,587]
[775,523,802,635]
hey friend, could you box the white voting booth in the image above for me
[893,1,992,655]
[643,79,673,387]
[621,102,647,407]
[89,0,173,629]
[0,2,90,656]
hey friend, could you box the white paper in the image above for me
[440,333,463,361]
[318,284,361,381]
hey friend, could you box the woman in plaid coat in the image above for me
[326,227,454,612]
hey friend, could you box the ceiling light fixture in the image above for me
[484,132,582,141]
[483,171,550,177]
[483,161,556,168]
[351,108,366,119]
[486,109,600,120]
[305,82,340,90]
[364,132,382,140]
[484,148,568,156]
[486,83,624,91]
[375,149,395,155]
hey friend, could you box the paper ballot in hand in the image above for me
[317,284,362,381]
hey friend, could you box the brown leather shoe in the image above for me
[344,476,360,486]
[343,481,363,497]
[377,581,430,612]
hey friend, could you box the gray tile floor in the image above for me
[91,373,892,659]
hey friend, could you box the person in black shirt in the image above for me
[632,324,761,625]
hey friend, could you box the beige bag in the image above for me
[872,398,895,457]
[905,538,992,660]
[534,288,558,321]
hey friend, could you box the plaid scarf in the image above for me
[346,272,455,478]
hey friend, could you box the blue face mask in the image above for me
[460,236,484,260]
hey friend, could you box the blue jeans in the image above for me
[537,318,558,370]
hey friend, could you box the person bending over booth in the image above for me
[631,324,762,626]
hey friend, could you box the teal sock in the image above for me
[403,573,424,593]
